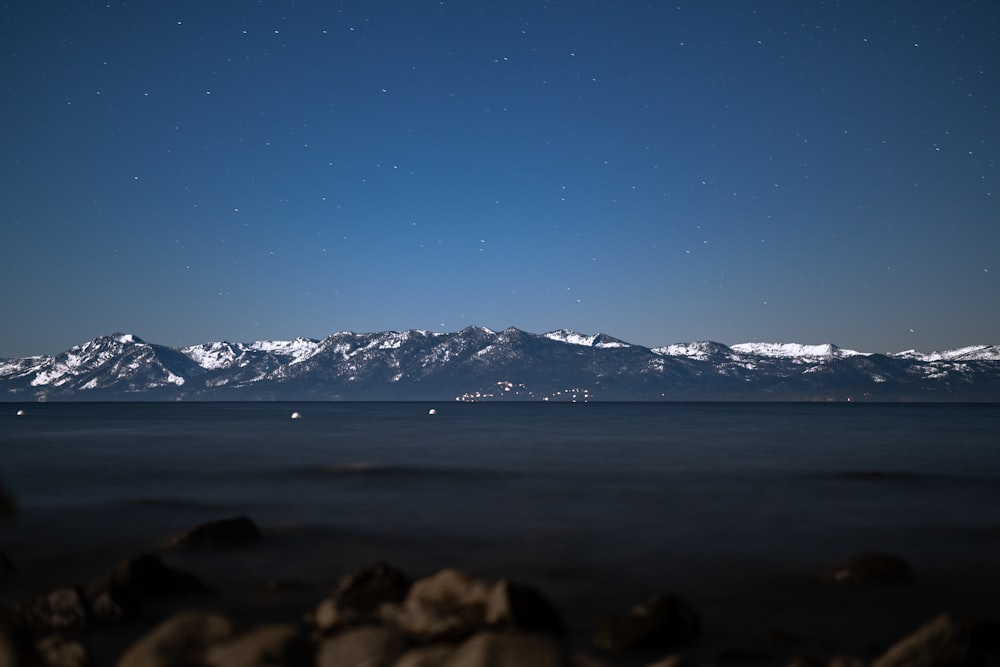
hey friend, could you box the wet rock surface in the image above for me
[170,516,262,549]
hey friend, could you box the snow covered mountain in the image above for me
[2,328,998,401]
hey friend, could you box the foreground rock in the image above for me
[12,554,213,631]
[170,516,262,549]
[117,610,235,667]
[313,565,564,642]
[378,568,564,641]
[316,625,408,667]
[13,588,90,632]
[88,553,214,621]
[592,593,701,651]
[205,623,313,667]
[443,631,568,667]
[35,634,88,667]
[871,613,1000,667]
[313,561,411,630]
[824,552,913,585]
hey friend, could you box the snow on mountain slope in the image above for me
[183,341,244,370]
[921,345,1000,362]
[731,342,866,359]
[653,341,732,360]
[248,337,321,363]
[3,329,998,401]
[544,329,631,348]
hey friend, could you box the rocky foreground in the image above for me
[2,508,999,667]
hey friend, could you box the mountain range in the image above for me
[2,328,998,402]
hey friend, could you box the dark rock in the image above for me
[87,553,213,622]
[443,630,567,667]
[593,593,701,651]
[315,625,408,667]
[824,552,913,585]
[642,657,688,667]
[486,580,565,635]
[378,568,490,641]
[871,613,1000,667]
[171,516,262,549]
[205,624,313,667]
[375,568,566,642]
[394,644,456,667]
[1,551,15,576]
[117,610,234,667]
[34,635,89,667]
[12,588,89,632]
[313,562,411,631]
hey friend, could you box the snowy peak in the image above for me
[653,341,732,360]
[183,341,243,370]
[183,337,322,370]
[2,329,998,401]
[918,345,1000,362]
[248,337,321,364]
[731,342,865,359]
[544,329,631,348]
[16,332,202,393]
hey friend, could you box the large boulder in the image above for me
[12,588,90,632]
[35,634,89,667]
[486,580,565,635]
[117,610,234,667]
[377,568,564,642]
[871,613,1000,667]
[394,644,457,667]
[315,625,408,667]
[313,562,411,632]
[171,516,262,549]
[205,624,313,667]
[592,593,701,651]
[88,553,214,622]
[823,552,913,585]
[442,631,567,667]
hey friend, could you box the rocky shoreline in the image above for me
[2,510,998,667]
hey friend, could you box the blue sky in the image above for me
[2,1,998,357]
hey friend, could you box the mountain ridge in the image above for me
[2,328,998,402]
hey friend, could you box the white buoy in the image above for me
[16,409,25,416]
[290,411,303,420]
[428,408,437,415]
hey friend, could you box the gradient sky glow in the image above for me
[2,1,998,358]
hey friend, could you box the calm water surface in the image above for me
[2,402,999,572]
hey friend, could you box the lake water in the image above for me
[2,401,999,658]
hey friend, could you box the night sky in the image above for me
[3,1,998,358]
